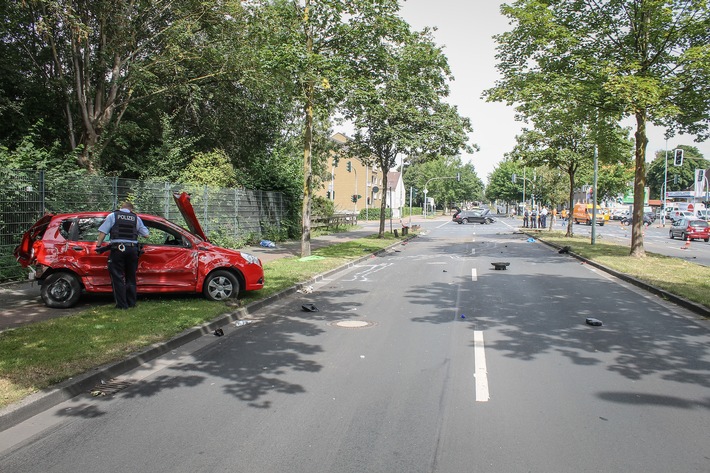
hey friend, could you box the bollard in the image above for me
[393,229,399,237]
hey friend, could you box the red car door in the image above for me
[136,222,200,291]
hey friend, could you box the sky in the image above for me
[396,0,710,182]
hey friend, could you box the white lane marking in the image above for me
[343,263,393,282]
[471,268,478,282]
[471,248,476,255]
[474,331,490,402]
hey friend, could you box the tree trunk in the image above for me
[378,170,388,237]
[301,81,314,257]
[630,110,648,257]
[566,166,575,237]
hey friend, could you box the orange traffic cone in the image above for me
[681,240,691,250]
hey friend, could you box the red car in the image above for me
[14,192,264,308]
[668,217,710,242]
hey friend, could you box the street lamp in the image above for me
[422,174,461,218]
[512,169,536,211]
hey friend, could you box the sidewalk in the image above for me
[0,217,429,331]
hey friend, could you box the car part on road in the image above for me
[491,262,510,270]
[586,317,603,326]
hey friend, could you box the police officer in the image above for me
[96,202,149,309]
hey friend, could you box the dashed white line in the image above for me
[474,331,490,402]
[471,268,478,281]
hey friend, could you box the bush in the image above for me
[311,196,335,218]
[359,207,392,220]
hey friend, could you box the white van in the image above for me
[666,202,706,221]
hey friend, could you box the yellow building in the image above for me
[316,133,384,214]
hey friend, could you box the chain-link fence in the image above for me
[0,169,289,281]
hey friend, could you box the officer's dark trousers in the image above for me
[108,246,139,309]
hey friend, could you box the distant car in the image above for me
[453,209,495,224]
[611,209,629,220]
[668,218,710,242]
[696,209,710,221]
[14,192,265,308]
[670,211,695,224]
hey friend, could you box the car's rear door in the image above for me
[65,216,112,289]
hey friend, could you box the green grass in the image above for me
[0,232,405,409]
[541,232,710,307]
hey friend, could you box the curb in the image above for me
[0,234,416,432]
[533,235,710,319]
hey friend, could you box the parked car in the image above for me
[14,192,265,308]
[453,209,494,224]
[696,209,710,221]
[670,211,695,224]
[668,218,710,242]
[611,209,630,220]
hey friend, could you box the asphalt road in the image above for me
[1,218,709,472]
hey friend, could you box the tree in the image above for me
[405,156,483,211]
[251,0,409,255]
[646,145,708,198]
[344,28,473,236]
[485,159,525,207]
[2,0,255,171]
[490,0,710,255]
[178,150,238,188]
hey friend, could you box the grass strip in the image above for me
[0,233,401,409]
[540,232,710,307]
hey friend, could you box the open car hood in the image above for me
[14,214,53,267]
[173,192,209,242]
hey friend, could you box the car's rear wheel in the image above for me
[681,232,688,241]
[41,272,82,308]
[203,270,239,301]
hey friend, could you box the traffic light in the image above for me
[351,194,357,203]
[346,161,352,172]
[673,149,684,166]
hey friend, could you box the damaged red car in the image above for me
[14,192,264,308]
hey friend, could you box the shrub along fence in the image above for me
[0,169,288,281]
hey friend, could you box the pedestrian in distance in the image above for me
[96,201,150,309]
[531,208,538,228]
[540,206,548,228]
[523,209,529,228]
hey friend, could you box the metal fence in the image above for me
[0,169,289,281]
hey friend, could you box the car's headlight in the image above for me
[240,252,261,265]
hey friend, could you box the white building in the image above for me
[386,171,405,218]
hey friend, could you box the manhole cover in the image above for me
[328,320,376,329]
[89,378,135,397]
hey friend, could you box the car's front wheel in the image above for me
[41,272,82,308]
[203,270,239,301]
[669,231,674,239]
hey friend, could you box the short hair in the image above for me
[121,201,135,211]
